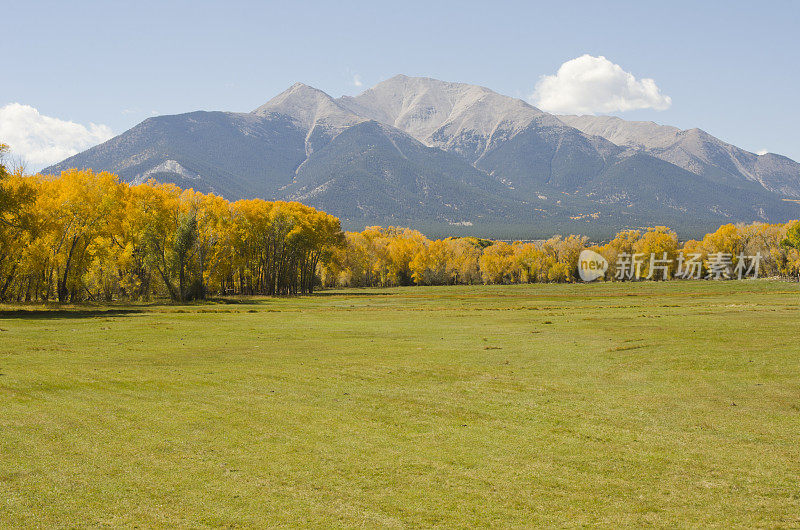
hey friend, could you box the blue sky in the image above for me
[2,0,799,168]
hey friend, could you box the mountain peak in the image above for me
[252,82,365,143]
[384,73,409,81]
[337,75,558,149]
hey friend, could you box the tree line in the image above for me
[320,224,800,286]
[0,149,343,302]
[3,147,800,302]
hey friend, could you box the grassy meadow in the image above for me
[1,281,799,527]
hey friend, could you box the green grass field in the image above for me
[1,282,799,527]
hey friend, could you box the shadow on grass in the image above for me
[0,309,143,320]
[312,291,396,297]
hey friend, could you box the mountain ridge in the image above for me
[43,75,800,238]
[559,114,800,197]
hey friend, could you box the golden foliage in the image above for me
[2,166,799,302]
[0,170,343,302]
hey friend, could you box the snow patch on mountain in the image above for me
[133,159,201,184]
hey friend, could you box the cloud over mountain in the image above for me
[531,55,672,115]
[0,103,113,170]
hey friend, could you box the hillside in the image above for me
[44,76,800,238]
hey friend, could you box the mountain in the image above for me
[43,75,800,238]
[279,120,547,226]
[338,75,562,154]
[558,115,800,198]
[253,83,366,156]
[42,111,308,199]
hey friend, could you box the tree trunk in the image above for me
[58,237,80,303]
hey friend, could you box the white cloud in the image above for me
[530,55,672,115]
[352,74,363,87]
[756,149,768,156]
[0,103,113,171]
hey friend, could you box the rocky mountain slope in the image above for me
[559,114,800,197]
[44,75,800,238]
